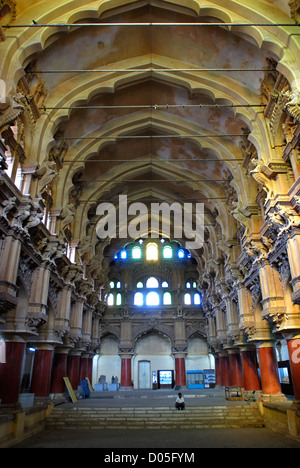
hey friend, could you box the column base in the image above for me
[243,390,262,401]
[260,392,287,402]
[0,402,22,414]
[33,396,53,406]
[119,386,133,391]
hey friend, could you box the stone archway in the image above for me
[133,331,173,389]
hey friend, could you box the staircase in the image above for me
[46,404,264,430]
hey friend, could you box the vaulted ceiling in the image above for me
[1,0,300,277]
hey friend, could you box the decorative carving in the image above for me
[230,201,251,233]
[289,0,300,23]
[35,161,58,194]
[0,93,25,131]
[249,158,273,200]
[1,196,17,218]
[59,203,75,232]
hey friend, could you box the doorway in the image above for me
[138,360,151,389]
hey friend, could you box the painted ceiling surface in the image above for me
[1,0,300,266]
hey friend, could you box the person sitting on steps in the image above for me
[175,392,185,410]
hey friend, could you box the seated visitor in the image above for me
[175,392,185,410]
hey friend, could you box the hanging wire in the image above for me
[4,22,299,28]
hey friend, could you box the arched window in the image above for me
[116,293,122,305]
[120,250,127,259]
[107,293,114,306]
[132,246,141,259]
[146,291,159,306]
[146,277,159,288]
[162,281,169,288]
[194,293,201,305]
[116,281,121,289]
[109,281,115,289]
[134,292,144,306]
[136,281,143,288]
[178,249,185,258]
[163,292,172,305]
[184,293,191,305]
[146,243,158,260]
[163,246,172,258]
[186,282,191,289]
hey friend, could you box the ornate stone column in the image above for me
[56,285,72,336]
[287,227,300,304]
[0,233,21,314]
[258,257,286,322]
[69,298,84,345]
[81,307,93,350]
[28,263,50,324]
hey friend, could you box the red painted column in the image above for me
[214,356,221,386]
[30,348,54,397]
[120,355,132,388]
[0,341,25,406]
[241,348,261,391]
[175,355,186,387]
[287,338,300,402]
[257,344,282,395]
[80,355,89,381]
[228,351,244,387]
[50,351,68,394]
[87,356,93,383]
[67,353,81,389]
[219,353,230,386]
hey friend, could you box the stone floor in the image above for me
[11,388,300,449]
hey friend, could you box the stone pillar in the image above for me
[236,281,254,331]
[67,352,81,390]
[287,227,300,304]
[120,354,133,388]
[0,340,25,406]
[50,350,68,394]
[82,308,93,349]
[219,352,230,387]
[70,299,84,344]
[30,346,54,399]
[28,264,50,324]
[287,336,300,403]
[257,343,282,397]
[215,307,227,343]
[174,353,187,387]
[258,258,286,322]
[56,285,72,335]
[0,235,21,306]
[240,347,261,391]
[228,350,244,387]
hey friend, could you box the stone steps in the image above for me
[46,404,265,430]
